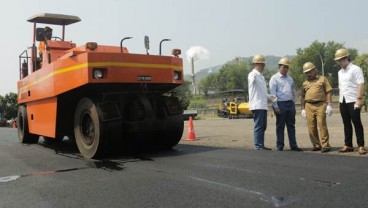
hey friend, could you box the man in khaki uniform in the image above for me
[301,62,333,153]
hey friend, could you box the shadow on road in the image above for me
[36,138,226,172]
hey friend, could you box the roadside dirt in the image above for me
[180,112,368,157]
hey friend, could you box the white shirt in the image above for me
[248,68,268,110]
[338,63,365,103]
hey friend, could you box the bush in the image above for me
[188,97,207,109]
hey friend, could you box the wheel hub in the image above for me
[81,113,94,146]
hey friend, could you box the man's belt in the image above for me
[305,100,325,104]
[278,100,293,103]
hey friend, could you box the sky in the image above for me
[2,0,368,95]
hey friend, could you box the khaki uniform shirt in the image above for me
[302,76,332,102]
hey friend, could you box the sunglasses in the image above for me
[336,57,346,62]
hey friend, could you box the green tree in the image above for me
[198,57,277,96]
[173,81,192,110]
[198,73,217,96]
[289,40,357,88]
[0,95,3,119]
[0,92,18,120]
[354,53,368,98]
[213,60,249,92]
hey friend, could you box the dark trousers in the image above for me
[339,98,365,147]
[275,101,297,149]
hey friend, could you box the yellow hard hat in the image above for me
[252,54,265,64]
[278,57,290,66]
[334,48,349,60]
[303,62,315,73]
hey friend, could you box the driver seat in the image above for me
[46,40,76,62]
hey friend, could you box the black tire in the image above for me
[17,106,39,143]
[74,98,105,159]
[156,114,184,148]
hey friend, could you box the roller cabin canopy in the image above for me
[27,13,81,50]
[27,13,81,25]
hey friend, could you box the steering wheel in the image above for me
[51,36,63,41]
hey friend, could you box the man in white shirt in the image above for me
[248,54,276,150]
[335,48,366,155]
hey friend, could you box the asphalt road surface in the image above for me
[0,123,367,208]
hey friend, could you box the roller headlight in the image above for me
[173,71,181,80]
[93,68,105,79]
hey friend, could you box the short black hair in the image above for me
[45,26,52,32]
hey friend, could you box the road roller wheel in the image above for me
[74,98,105,158]
[156,114,184,149]
[17,105,39,143]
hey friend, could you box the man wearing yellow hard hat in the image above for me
[248,54,277,150]
[269,57,302,151]
[300,62,332,153]
[335,48,366,155]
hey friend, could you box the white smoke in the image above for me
[186,46,210,62]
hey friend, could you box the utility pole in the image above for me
[316,51,325,76]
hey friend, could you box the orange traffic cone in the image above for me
[185,116,197,141]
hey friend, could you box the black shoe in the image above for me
[321,148,330,153]
[291,147,303,151]
[256,147,271,150]
[277,148,283,151]
[310,146,321,151]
